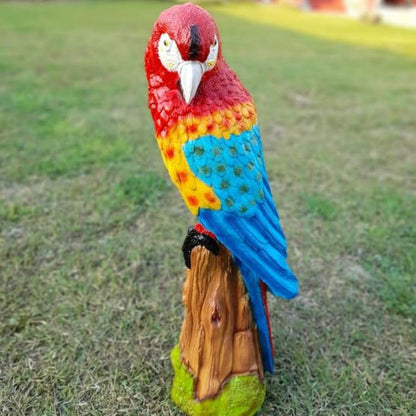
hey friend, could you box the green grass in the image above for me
[1,1,415,415]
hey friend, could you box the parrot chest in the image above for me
[156,101,259,216]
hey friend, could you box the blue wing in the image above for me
[183,124,298,372]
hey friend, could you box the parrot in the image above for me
[145,3,298,373]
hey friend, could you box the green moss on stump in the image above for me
[171,345,265,416]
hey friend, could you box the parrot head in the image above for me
[145,3,222,105]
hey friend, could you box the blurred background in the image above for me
[1,1,415,415]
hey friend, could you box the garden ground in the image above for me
[0,1,415,415]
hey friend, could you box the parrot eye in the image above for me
[158,33,183,72]
[204,36,219,71]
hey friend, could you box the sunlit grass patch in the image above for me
[214,4,416,59]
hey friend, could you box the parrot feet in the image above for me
[182,223,219,269]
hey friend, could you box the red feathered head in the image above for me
[145,3,223,104]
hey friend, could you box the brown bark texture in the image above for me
[179,244,264,401]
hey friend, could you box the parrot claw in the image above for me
[182,224,219,269]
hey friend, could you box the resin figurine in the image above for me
[145,3,298,415]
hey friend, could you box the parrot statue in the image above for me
[145,3,298,373]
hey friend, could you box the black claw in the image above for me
[182,226,219,269]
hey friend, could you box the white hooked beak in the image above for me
[178,61,205,104]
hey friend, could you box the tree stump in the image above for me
[171,244,265,416]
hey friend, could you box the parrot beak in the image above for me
[178,61,205,104]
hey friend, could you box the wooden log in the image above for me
[179,244,264,401]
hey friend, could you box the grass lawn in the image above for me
[1,1,415,414]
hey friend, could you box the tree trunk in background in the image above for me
[179,244,264,401]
